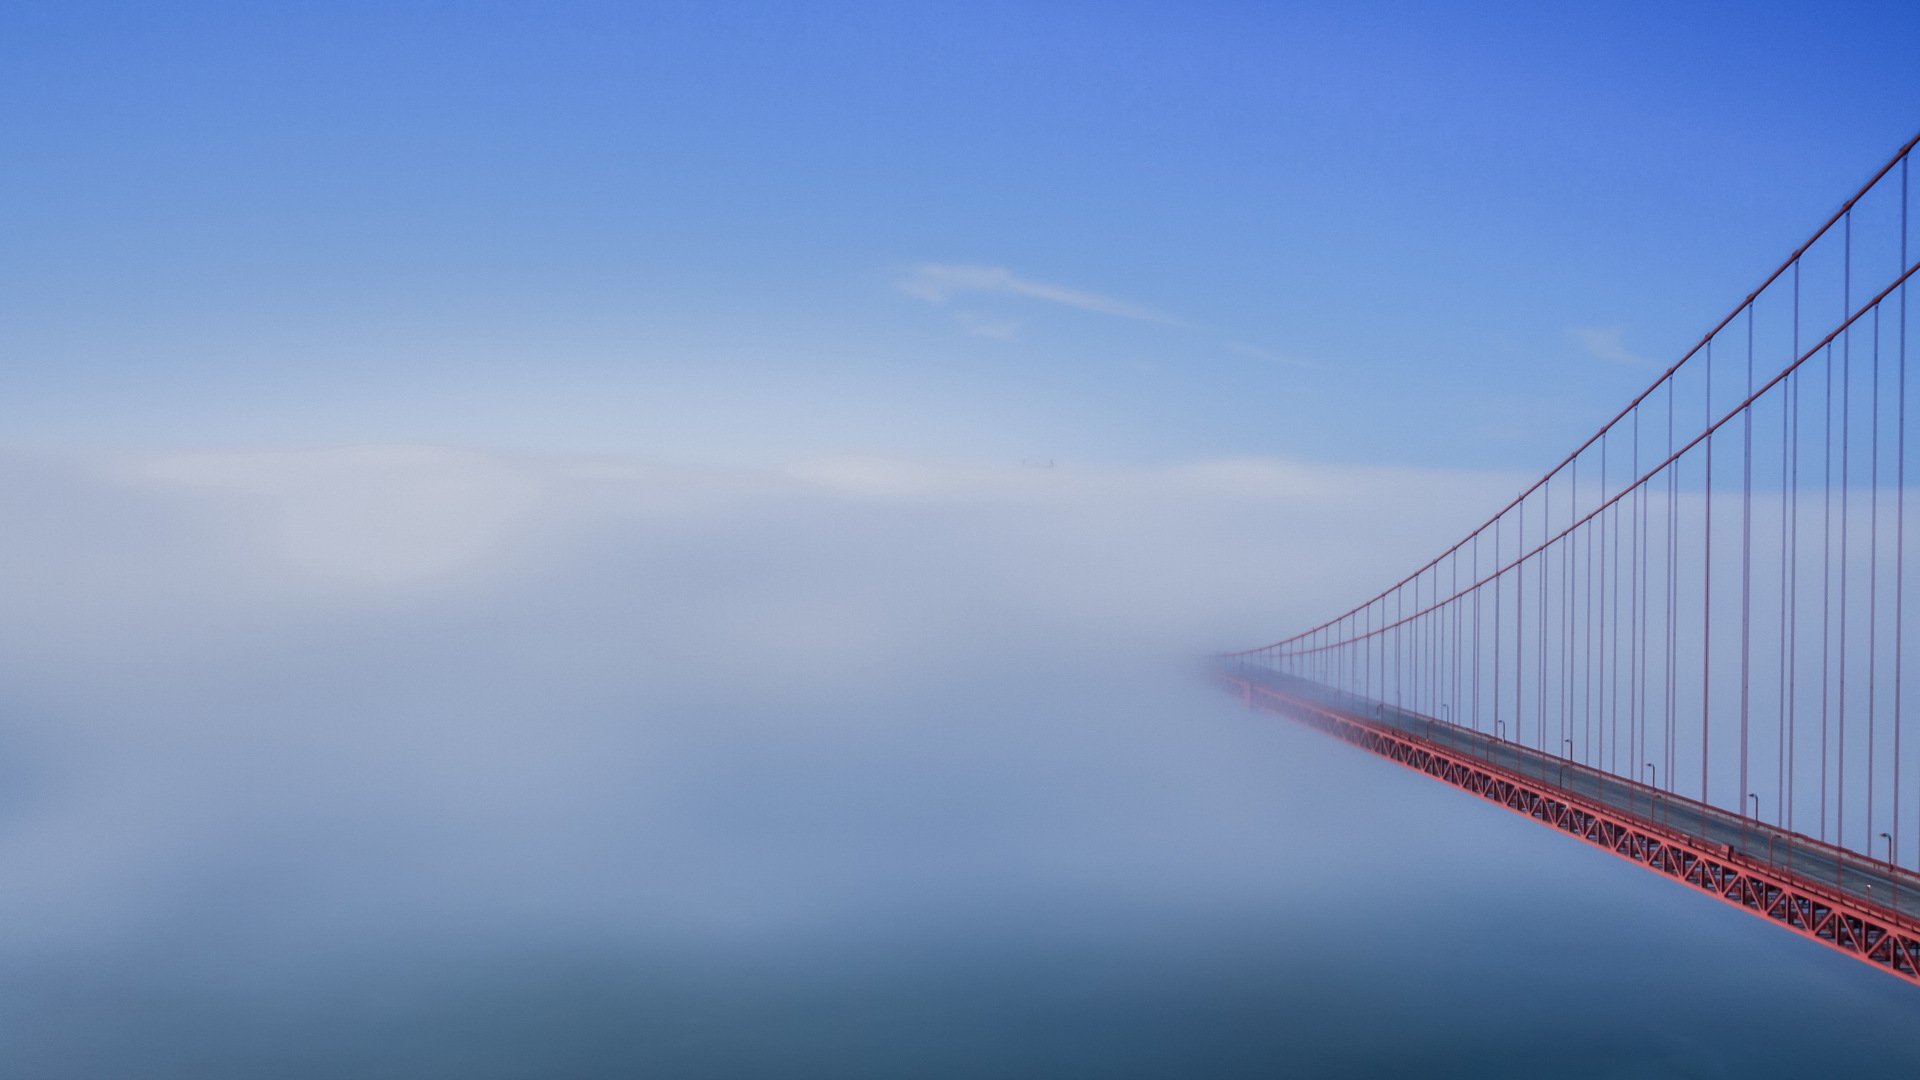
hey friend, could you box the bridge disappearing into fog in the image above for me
[1224,133,1920,987]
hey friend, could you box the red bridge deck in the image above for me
[1224,665,1920,988]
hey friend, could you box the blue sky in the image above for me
[2,1,1917,469]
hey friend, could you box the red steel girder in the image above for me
[1226,674,1920,987]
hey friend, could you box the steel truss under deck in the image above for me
[1227,673,1920,988]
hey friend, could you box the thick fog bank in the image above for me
[2,446,1915,1077]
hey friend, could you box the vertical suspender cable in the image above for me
[1790,261,1802,840]
[1633,406,1645,788]
[1840,213,1853,851]
[1495,516,1504,742]
[1742,306,1754,819]
[1669,379,1679,789]
[1898,155,1909,868]
[1869,303,1881,853]
[1587,459,1596,763]
[1611,436,1623,774]
[1600,434,1611,774]
[1566,466,1575,760]
[1474,532,1483,734]
[1791,369,1802,850]
[1780,300,1792,830]
[1825,337,1835,843]
[1516,500,1525,746]
[1541,479,1550,752]
[1705,340,1715,806]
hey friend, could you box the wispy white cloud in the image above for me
[899,266,1330,377]
[1570,326,1655,369]
[900,264,1181,325]
[953,312,1023,341]
[1224,341,1326,370]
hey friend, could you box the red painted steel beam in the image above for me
[1225,674,1920,988]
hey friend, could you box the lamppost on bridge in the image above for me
[1645,763,1658,824]
[1882,832,1895,865]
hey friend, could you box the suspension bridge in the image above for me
[1223,133,1920,987]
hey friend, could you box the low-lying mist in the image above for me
[4,445,1915,1077]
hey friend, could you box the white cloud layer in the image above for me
[900,264,1180,324]
[0,444,1530,1073]
[138,445,544,583]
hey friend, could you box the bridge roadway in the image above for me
[1232,663,1920,926]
